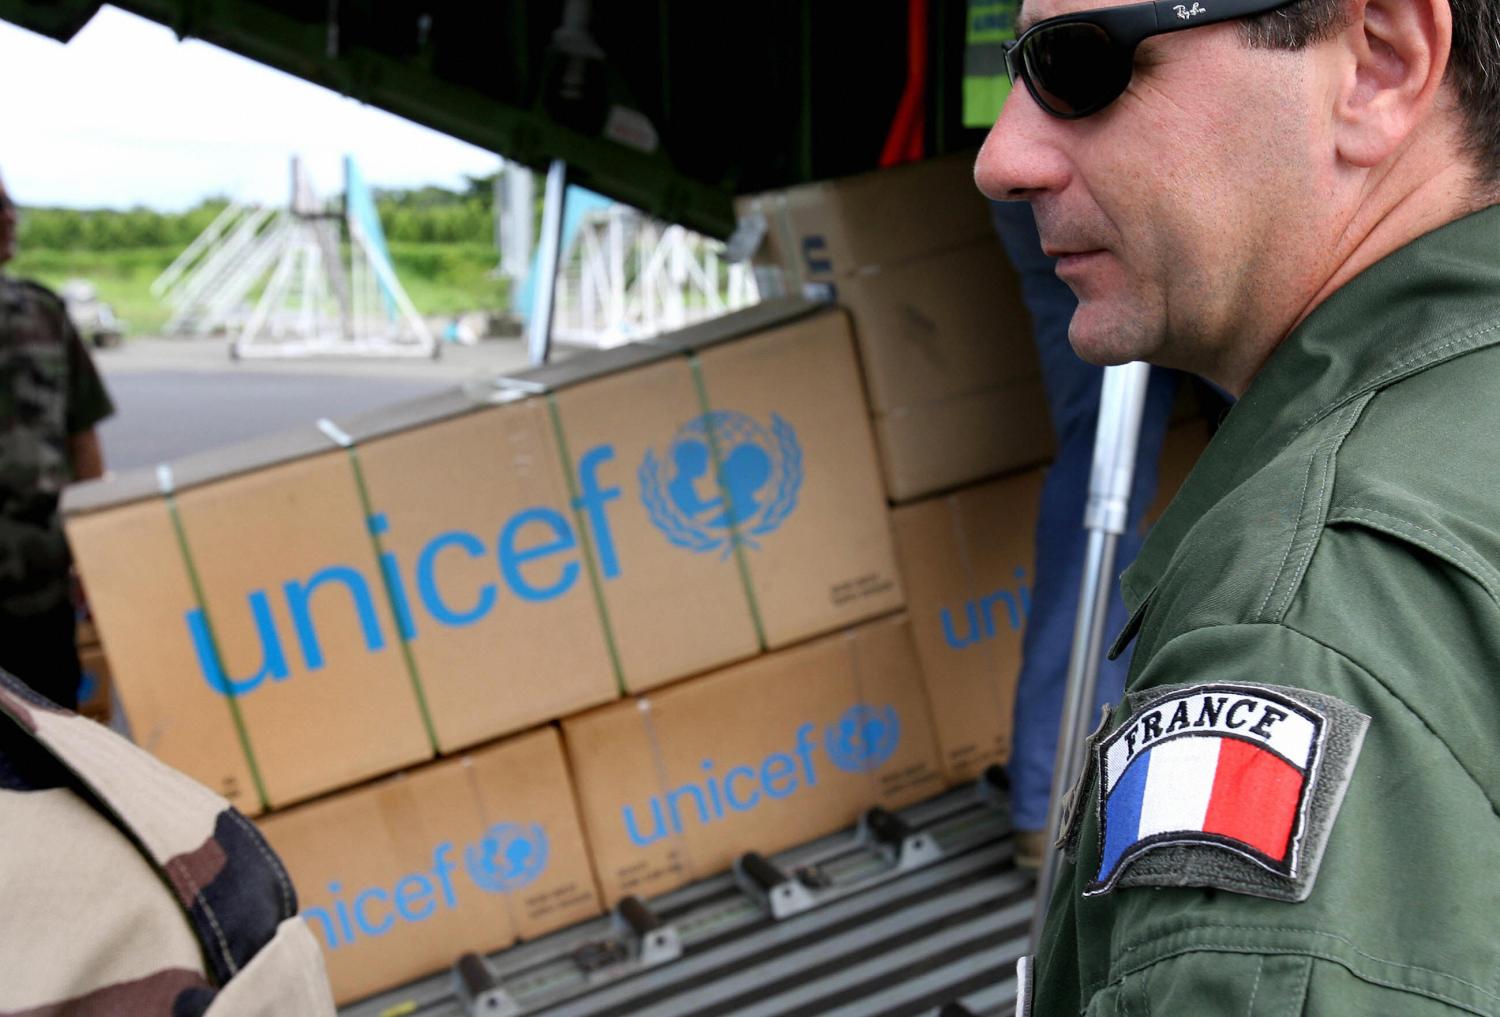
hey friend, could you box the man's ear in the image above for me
[1333,0,1452,168]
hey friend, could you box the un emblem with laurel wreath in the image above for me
[825,704,902,773]
[639,411,803,557]
[463,823,550,894]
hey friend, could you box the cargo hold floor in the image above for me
[338,778,1029,1017]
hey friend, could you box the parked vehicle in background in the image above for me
[60,279,123,348]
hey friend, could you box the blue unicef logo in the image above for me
[825,704,901,773]
[639,411,802,557]
[463,823,549,894]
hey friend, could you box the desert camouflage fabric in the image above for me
[0,275,113,615]
[0,669,335,1015]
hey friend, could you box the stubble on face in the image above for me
[1035,34,1329,390]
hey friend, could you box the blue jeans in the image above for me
[990,200,1180,831]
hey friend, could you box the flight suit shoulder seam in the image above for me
[1257,395,1373,625]
[1322,503,1500,609]
[1284,313,1500,444]
[1272,618,1500,819]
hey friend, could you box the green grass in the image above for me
[387,241,511,319]
[7,242,511,337]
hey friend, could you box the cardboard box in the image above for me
[873,375,1054,504]
[65,494,269,810]
[257,727,601,1006]
[548,357,762,689]
[65,449,434,813]
[836,241,1032,414]
[838,241,1052,500]
[738,159,1054,502]
[890,470,1042,784]
[63,300,904,802]
[349,398,620,749]
[563,614,944,905]
[685,312,906,650]
[735,153,994,287]
[890,423,1213,785]
[544,302,905,689]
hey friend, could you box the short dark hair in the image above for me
[1239,0,1500,185]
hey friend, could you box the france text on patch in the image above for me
[1086,684,1327,895]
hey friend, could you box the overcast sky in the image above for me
[0,5,502,210]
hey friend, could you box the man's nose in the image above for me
[974,87,1071,202]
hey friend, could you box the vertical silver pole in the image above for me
[528,158,569,366]
[1029,360,1152,952]
[500,161,535,283]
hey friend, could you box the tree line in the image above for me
[16,174,500,251]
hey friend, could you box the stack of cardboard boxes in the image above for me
[741,154,1210,788]
[61,153,1209,1005]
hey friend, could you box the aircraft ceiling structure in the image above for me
[0,0,988,238]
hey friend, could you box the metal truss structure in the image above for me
[152,157,434,359]
[549,203,759,351]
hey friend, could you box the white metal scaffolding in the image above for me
[547,203,759,351]
[151,156,434,359]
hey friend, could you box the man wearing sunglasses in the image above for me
[976,0,1500,1010]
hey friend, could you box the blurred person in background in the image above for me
[0,167,336,1013]
[0,165,113,710]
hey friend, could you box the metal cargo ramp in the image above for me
[341,778,1029,1017]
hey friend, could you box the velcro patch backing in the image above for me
[1085,682,1367,902]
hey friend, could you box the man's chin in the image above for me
[1067,314,1151,367]
[1068,301,1158,369]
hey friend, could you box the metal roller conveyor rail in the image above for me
[340,771,1029,1017]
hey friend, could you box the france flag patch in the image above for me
[1087,684,1327,895]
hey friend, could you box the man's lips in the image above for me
[1047,248,1109,276]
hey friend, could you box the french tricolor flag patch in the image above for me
[1087,684,1326,895]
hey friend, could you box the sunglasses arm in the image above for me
[1147,0,1295,32]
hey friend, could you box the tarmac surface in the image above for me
[93,334,557,470]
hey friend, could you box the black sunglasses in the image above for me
[1004,0,1303,118]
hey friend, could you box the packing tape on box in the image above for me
[317,418,442,754]
[685,353,770,653]
[492,376,549,397]
[156,462,271,811]
[634,696,703,883]
[459,755,526,934]
[539,394,629,697]
[842,626,902,801]
[503,365,771,680]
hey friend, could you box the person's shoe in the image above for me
[1014,828,1047,871]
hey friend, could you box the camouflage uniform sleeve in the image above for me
[0,671,337,1016]
[62,310,113,435]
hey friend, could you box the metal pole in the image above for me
[1029,360,1152,952]
[528,158,569,366]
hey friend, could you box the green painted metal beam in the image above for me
[0,0,739,238]
[0,0,101,42]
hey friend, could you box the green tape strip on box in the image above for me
[544,394,629,697]
[687,354,769,652]
[318,419,440,754]
[157,464,270,812]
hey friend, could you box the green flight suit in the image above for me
[1032,203,1500,1015]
